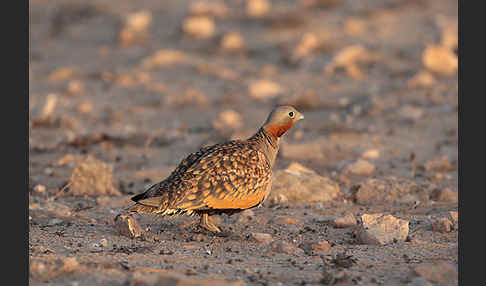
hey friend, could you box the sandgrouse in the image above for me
[129,106,304,233]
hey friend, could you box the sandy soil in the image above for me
[29,0,458,285]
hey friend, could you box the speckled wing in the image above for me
[130,145,215,212]
[170,143,273,212]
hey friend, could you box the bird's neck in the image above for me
[249,128,279,168]
[263,121,293,139]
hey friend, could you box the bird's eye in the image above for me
[289,111,294,118]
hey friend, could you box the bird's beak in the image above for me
[297,113,304,120]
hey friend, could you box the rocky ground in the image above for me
[29,0,458,285]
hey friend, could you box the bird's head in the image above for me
[262,105,304,139]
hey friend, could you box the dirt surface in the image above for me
[29,0,458,285]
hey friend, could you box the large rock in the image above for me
[69,155,120,196]
[352,177,427,205]
[267,163,341,204]
[358,213,409,245]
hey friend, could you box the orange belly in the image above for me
[202,191,264,209]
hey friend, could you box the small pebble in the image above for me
[273,216,302,225]
[44,168,54,176]
[361,149,380,159]
[430,188,458,202]
[312,241,332,251]
[431,218,453,233]
[358,213,409,245]
[47,218,63,226]
[34,184,46,193]
[448,211,458,225]
[346,159,376,175]
[333,213,357,228]
[99,238,108,248]
[246,0,269,18]
[183,16,214,38]
[114,214,143,238]
[268,240,305,255]
[250,232,274,244]
[220,32,245,53]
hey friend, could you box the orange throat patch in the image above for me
[264,121,294,139]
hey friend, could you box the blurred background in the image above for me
[29,0,458,284]
[29,0,458,193]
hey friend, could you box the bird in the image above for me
[128,105,304,233]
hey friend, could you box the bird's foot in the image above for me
[198,224,234,237]
[199,220,222,233]
[199,213,225,234]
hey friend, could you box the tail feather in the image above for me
[127,203,196,217]
[127,203,160,214]
[131,192,147,202]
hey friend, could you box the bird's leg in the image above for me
[199,213,221,233]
